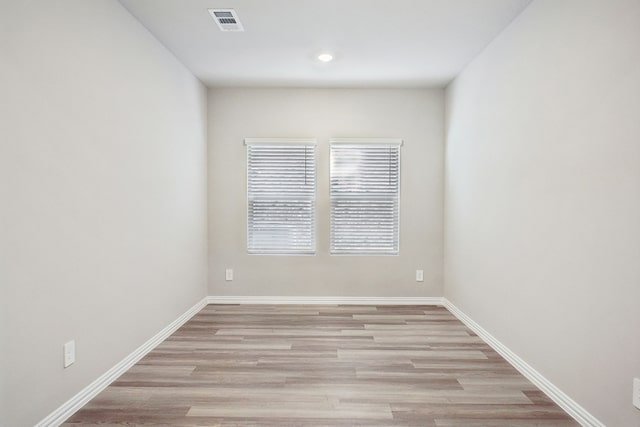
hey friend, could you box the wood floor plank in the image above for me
[63,304,578,426]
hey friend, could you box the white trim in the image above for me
[329,137,403,146]
[207,296,443,305]
[36,297,208,427]
[244,138,317,145]
[442,299,605,427]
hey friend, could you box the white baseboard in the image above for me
[442,299,604,427]
[206,295,445,305]
[36,297,208,427]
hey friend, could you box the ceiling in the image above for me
[118,0,532,88]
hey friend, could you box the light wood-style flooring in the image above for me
[64,304,578,426]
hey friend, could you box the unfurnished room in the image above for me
[1,1,639,426]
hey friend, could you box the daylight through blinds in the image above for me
[330,139,402,255]
[246,139,316,254]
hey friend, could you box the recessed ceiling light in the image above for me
[317,53,334,62]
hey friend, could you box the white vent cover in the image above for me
[208,9,244,32]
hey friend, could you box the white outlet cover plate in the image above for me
[225,269,233,281]
[416,270,424,282]
[633,378,640,409]
[63,340,75,368]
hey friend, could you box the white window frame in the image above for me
[329,138,403,256]
[245,138,317,256]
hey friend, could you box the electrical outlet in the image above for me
[633,378,640,410]
[415,269,424,282]
[225,268,233,281]
[63,340,75,368]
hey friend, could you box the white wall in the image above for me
[445,0,640,425]
[0,1,208,425]
[208,88,443,297]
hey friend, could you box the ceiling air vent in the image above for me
[208,9,244,32]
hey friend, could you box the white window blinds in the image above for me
[246,138,316,255]
[330,138,402,255]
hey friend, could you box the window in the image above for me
[245,138,316,255]
[330,138,402,255]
